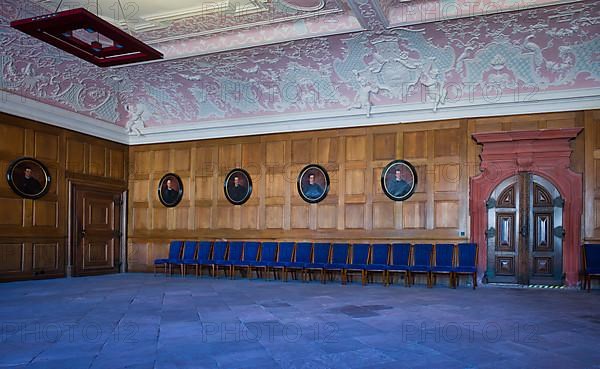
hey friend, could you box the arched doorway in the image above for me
[486,174,564,285]
[470,128,583,286]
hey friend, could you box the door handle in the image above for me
[519,221,528,239]
[80,229,86,239]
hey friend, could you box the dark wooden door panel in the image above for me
[488,174,563,285]
[73,185,122,276]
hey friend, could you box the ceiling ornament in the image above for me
[280,0,326,12]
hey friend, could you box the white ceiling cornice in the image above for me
[2,89,599,146]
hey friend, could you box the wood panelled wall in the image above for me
[2,110,596,277]
[584,110,600,242]
[127,111,597,272]
[0,113,128,281]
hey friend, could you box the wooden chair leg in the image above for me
[588,276,591,292]
[473,273,477,289]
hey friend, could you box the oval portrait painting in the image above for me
[381,160,418,201]
[297,164,329,204]
[6,157,51,199]
[224,168,252,205]
[158,173,183,207]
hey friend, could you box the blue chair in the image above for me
[253,242,278,280]
[209,241,228,277]
[324,243,349,284]
[153,240,183,275]
[236,241,261,279]
[286,242,312,282]
[216,241,243,278]
[389,243,411,287]
[410,244,433,287]
[305,243,330,283]
[171,241,197,276]
[582,244,600,292]
[272,242,295,281]
[195,241,213,277]
[431,244,455,288]
[365,244,390,285]
[343,243,369,285]
[453,243,477,289]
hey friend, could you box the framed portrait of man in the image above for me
[297,164,329,204]
[158,173,183,207]
[6,157,51,199]
[381,160,417,201]
[224,168,252,205]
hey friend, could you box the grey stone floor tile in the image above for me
[0,273,598,369]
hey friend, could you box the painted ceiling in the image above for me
[1,0,599,144]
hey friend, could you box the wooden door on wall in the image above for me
[72,185,122,276]
[486,173,564,285]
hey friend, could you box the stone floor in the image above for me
[0,273,599,369]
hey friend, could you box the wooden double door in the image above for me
[72,184,123,276]
[486,173,564,285]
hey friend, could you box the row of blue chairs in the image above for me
[582,244,600,292]
[154,241,478,288]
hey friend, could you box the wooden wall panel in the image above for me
[292,139,311,163]
[34,131,60,163]
[66,139,85,173]
[32,201,58,227]
[0,113,128,281]
[0,199,23,226]
[32,242,59,271]
[403,201,426,229]
[0,124,25,156]
[345,204,364,229]
[404,131,427,159]
[373,203,394,229]
[0,243,23,273]
[88,144,106,177]
[373,134,396,160]
[127,111,597,271]
[318,205,337,229]
[110,149,126,180]
[153,150,170,173]
[584,110,600,241]
[291,206,309,229]
[174,149,190,172]
[134,151,151,175]
[196,207,211,229]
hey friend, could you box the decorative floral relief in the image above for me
[0,0,599,127]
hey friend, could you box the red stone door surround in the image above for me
[470,128,583,286]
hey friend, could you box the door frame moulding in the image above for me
[470,128,583,286]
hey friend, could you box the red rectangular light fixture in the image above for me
[10,8,163,67]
